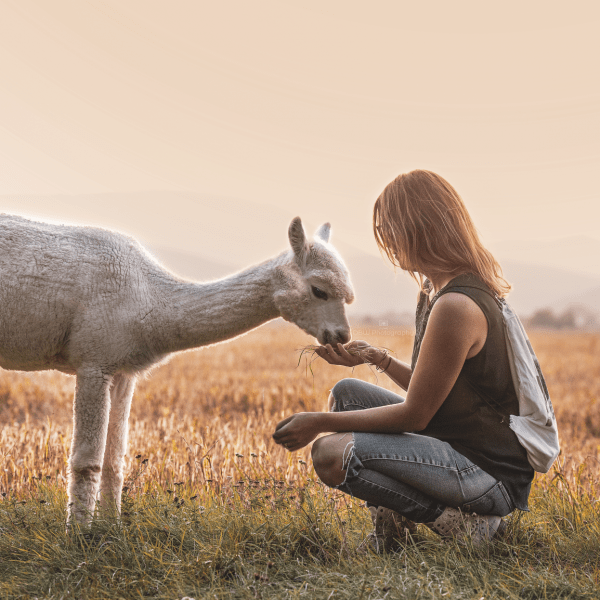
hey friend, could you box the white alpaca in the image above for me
[0,214,354,525]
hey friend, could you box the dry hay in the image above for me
[0,324,598,500]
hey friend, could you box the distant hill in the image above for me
[560,285,600,310]
[6,193,600,319]
[1,191,359,271]
[492,236,600,318]
[346,256,600,318]
[149,226,600,318]
[147,245,600,321]
[149,246,236,282]
[500,260,600,315]
[491,236,600,280]
[150,243,420,316]
[339,254,418,315]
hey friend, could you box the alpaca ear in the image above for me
[288,217,308,260]
[315,222,331,243]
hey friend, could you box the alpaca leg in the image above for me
[68,368,112,527]
[99,373,136,515]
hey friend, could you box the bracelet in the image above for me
[381,354,393,373]
[374,351,393,373]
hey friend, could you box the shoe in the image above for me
[425,507,506,546]
[357,506,417,553]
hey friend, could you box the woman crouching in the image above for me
[272,169,534,551]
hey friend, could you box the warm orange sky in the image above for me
[1,1,599,259]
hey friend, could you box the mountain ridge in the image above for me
[150,245,600,319]
[4,193,599,318]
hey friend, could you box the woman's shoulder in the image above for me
[438,273,499,314]
[430,291,488,328]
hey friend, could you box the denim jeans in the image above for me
[330,378,514,523]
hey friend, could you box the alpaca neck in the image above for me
[150,254,285,355]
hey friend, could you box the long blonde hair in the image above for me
[373,170,510,297]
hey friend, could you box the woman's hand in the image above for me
[272,412,324,452]
[315,340,386,368]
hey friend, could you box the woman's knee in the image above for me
[311,435,349,487]
[330,378,361,412]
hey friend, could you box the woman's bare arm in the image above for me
[318,343,413,391]
[376,355,413,391]
[315,340,412,390]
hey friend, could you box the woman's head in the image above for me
[373,169,510,297]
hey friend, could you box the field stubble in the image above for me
[0,323,599,599]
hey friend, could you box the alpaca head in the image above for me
[273,217,354,345]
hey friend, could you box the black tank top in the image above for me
[412,273,534,510]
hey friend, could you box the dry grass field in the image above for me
[0,323,599,599]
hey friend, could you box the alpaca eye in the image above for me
[311,286,328,301]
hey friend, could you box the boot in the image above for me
[358,506,417,553]
[425,507,506,545]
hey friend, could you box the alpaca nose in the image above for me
[322,329,350,345]
[336,329,351,344]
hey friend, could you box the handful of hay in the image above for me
[296,343,394,379]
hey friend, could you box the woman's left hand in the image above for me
[272,413,324,452]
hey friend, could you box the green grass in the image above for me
[0,477,598,600]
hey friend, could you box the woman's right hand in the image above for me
[315,340,387,368]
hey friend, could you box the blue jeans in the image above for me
[330,379,515,523]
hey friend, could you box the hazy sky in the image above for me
[1,1,599,259]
